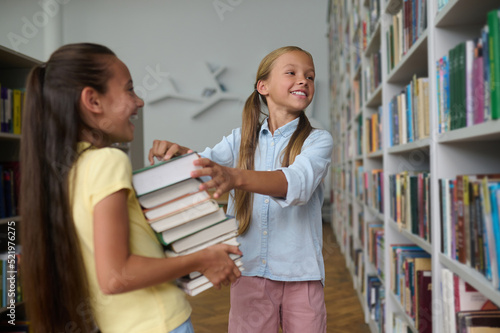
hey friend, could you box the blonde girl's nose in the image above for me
[136,94,145,107]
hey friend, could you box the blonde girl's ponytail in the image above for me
[235,46,314,235]
[235,89,263,235]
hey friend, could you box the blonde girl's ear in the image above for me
[256,80,269,96]
[80,86,103,115]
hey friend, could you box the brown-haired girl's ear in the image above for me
[256,80,269,97]
[80,86,103,115]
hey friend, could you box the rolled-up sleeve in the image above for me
[275,129,333,207]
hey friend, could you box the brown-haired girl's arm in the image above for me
[192,158,288,199]
[147,139,192,165]
[93,189,242,295]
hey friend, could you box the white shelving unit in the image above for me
[328,0,500,332]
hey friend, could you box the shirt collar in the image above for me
[260,117,300,138]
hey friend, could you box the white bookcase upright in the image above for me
[328,0,500,332]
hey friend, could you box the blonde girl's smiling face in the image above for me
[96,58,144,144]
[257,50,315,116]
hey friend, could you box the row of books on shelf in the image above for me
[441,268,500,333]
[132,152,243,296]
[439,174,500,290]
[367,275,385,332]
[360,168,384,215]
[436,9,500,133]
[366,106,382,153]
[363,0,380,50]
[352,21,362,71]
[351,80,361,119]
[386,0,427,72]
[354,116,363,157]
[388,171,431,242]
[0,86,25,135]
[365,228,500,332]
[363,50,382,100]
[367,222,384,280]
[390,244,431,332]
[342,105,382,158]
[388,75,430,147]
[0,162,20,219]
[353,248,364,292]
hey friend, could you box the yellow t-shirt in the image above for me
[69,142,191,333]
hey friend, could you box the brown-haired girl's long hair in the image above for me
[235,46,314,235]
[20,43,115,333]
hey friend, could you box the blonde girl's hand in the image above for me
[191,158,239,199]
[148,140,192,165]
[199,244,242,289]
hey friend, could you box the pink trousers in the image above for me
[228,276,327,333]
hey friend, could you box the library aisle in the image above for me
[189,222,370,333]
[328,0,500,332]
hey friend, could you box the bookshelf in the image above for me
[328,0,500,332]
[0,45,40,320]
[0,45,40,225]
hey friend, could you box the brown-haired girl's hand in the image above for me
[148,140,192,165]
[191,158,240,199]
[199,244,243,289]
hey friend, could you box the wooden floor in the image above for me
[189,222,371,333]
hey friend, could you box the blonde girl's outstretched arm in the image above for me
[93,189,242,295]
[191,158,288,199]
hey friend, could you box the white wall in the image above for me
[0,0,61,60]
[1,0,331,191]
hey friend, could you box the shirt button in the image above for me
[262,259,266,264]
[263,231,268,235]
[271,141,275,146]
[264,199,269,204]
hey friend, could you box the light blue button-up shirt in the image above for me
[200,117,333,284]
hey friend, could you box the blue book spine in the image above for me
[441,179,448,256]
[489,183,500,288]
[406,84,413,142]
[436,60,442,133]
[443,56,450,132]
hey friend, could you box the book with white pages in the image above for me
[138,178,204,209]
[132,152,201,197]
[169,217,238,253]
[164,231,239,257]
[179,279,213,297]
[149,199,220,233]
[155,206,226,242]
[143,190,211,221]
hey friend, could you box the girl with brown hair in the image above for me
[20,43,241,333]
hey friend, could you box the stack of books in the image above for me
[132,152,241,296]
